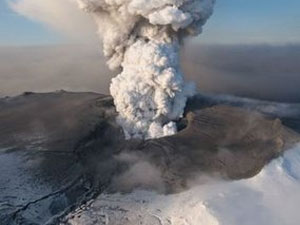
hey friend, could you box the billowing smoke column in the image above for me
[77,0,215,139]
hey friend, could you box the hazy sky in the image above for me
[1,0,300,46]
[0,1,59,45]
[0,1,300,102]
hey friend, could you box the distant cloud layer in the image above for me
[1,44,300,103]
[9,0,97,43]
[0,45,112,97]
[182,43,300,102]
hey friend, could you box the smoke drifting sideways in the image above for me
[77,0,215,139]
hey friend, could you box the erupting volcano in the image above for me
[77,0,215,139]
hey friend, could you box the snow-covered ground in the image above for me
[65,143,300,225]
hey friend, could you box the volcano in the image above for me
[0,91,299,224]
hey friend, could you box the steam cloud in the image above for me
[77,0,215,139]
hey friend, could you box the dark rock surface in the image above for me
[0,91,299,224]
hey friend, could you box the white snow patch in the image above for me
[66,144,300,225]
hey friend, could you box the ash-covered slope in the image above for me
[0,91,299,224]
[0,91,116,225]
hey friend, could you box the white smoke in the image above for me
[10,0,97,43]
[77,0,215,139]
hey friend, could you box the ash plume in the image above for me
[77,0,215,139]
